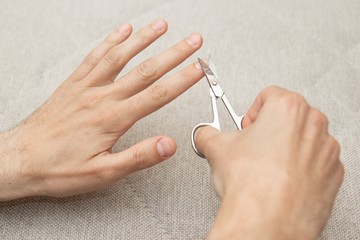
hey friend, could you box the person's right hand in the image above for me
[195,86,344,240]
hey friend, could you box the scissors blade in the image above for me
[198,57,224,98]
[208,55,219,79]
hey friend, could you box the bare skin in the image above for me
[0,19,343,240]
[195,86,344,240]
[0,18,204,200]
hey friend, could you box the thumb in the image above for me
[107,136,177,174]
[195,126,221,160]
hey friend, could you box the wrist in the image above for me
[208,188,316,240]
[0,128,40,201]
[207,192,280,240]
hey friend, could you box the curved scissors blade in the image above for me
[198,56,244,131]
[198,56,224,98]
[208,55,219,79]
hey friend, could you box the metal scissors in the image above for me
[191,56,245,158]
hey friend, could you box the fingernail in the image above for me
[186,33,201,46]
[195,62,202,70]
[116,23,130,35]
[151,18,166,31]
[156,138,174,158]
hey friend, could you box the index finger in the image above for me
[124,61,204,122]
[242,86,287,128]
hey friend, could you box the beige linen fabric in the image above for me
[0,0,359,239]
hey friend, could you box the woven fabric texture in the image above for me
[0,0,359,239]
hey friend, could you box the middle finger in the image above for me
[113,32,203,99]
[84,18,168,86]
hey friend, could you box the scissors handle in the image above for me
[191,91,220,158]
[221,95,244,130]
[191,92,245,158]
[191,122,218,158]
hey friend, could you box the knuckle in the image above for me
[171,44,187,55]
[310,108,328,126]
[279,92,306,110]
[287,92,306,105]
[97,167,117,182]
[103,33,119,46]
[104,48,123,64]
[332,160,345,185]
[148,83,168,102]
[137,60,157,79]
[131,148,148,170]
[261,85,282,98]
[83,52,99,67]
[103,37,116,47]
[328,136,341,155]
[137,31,153,44]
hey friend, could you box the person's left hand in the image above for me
[0,18,204,201]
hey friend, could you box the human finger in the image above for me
[100,136,176,176]
[69,23,132,81]
[84,18,168,86]
[306,108,329,135]
[112,32,202,99]
[122,61,204,122]
[242,86,293,128]
[194,126,222,161]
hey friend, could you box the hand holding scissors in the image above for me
[191,56,245,158]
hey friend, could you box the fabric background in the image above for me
[0,0,359,239]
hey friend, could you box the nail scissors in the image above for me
[191,56,245,158]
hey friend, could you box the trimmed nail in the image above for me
[156,138,174,158]
[116,23,130,35]
[195,62,202,70]
[151,19,166,31]
[186,33,201,46]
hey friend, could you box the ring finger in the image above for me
[84,18,168,86]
